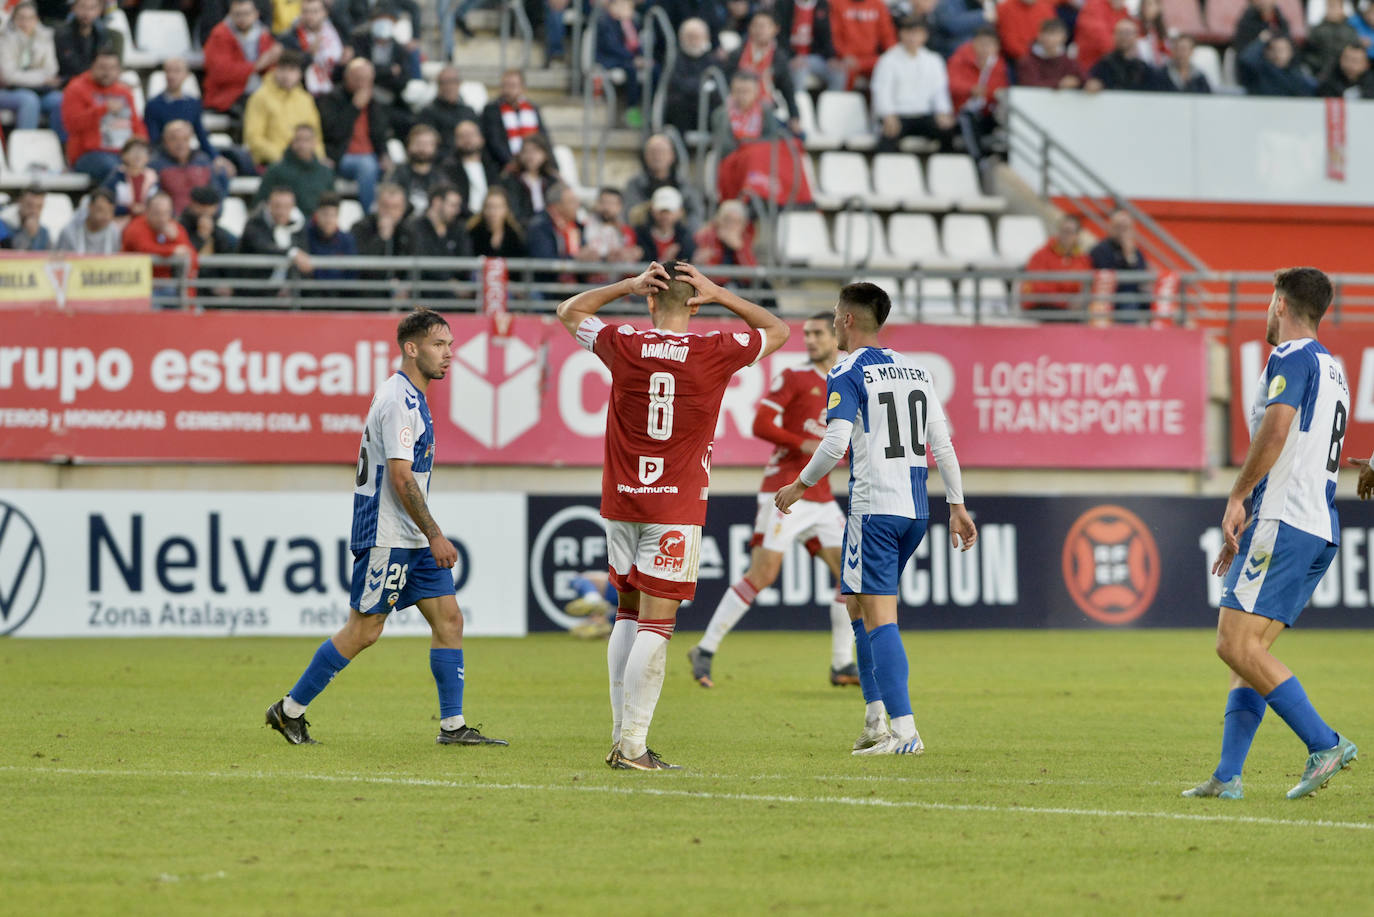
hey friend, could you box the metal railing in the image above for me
[638,4,675,142]
[497,0,534,71]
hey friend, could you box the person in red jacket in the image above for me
[948,26,1008,159]
[1023,213,1091,313]
[1074,0,1134,72]
[996,0,1057,62]
[202,0,283,114]
[122,190,198,304]
[61,47,147,183]
[829,0,897,88]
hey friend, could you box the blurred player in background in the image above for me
[688,312,861,689]
[777,282,976,757]
[556,261,789,770]
[1185,268,1356,800]
[265,308,507,748]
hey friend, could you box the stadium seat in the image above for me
[119,71,146,119]
[553,144,596,204]
[228,176,261,196]
[887,212,961,270]
[815,92,876,151]
[386,138,407,166]
[958,277,1013,314]
[403,78,438,111]
[1190,44,1222,89]
[870,153,952,211]
[776,210,838,266]
[812,151,899,211]
[995,215,1048,266]
[39,193,74,240]
[1202,0,1247,42]
[829,211,907,269]
[6,129,64,176]
[337,198,364,232]
[460,80,489,113]
[794,91,841,151]
[854,274,901,306]
[942,214,1016,269]
[926,154,1006,212]
[1161,0,1206,37]
[902,276,960,318]
[145,69,202,100]
[104,9,159,68]
[134,10,198,65]
[217,195,247,237]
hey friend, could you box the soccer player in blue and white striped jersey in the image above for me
[775,283,977,756]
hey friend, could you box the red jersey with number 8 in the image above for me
[577,316,766,525]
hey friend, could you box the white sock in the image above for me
[283,695,307,718]
[440,714,465,731]
[607,614,637,744]
[699,579,758,654]
[619,621,673,759]
[829,600,853,670]
[865,700,887,726]
[890,713,917,741]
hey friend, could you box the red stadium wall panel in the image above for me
[0,311,1208,469]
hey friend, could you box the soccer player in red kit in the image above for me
[556,261,790,770]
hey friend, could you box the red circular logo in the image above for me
[1061,505,1160,625]
[658,530,686,559]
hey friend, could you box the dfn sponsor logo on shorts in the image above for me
[654,530,687,573]
[1061,505,1160,625]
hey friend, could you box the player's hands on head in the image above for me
[429,534,459,569]
[627,261,672,298]
[1349,457,1374,501]
[774,479,805,514]
[673,261,723,308]
[949,505,977,552]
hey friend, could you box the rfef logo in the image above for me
[528,503,608,630]
[1061,505,1159,625]
[0,500,45,636]
[448,331,542,448]
[654,530,686,573]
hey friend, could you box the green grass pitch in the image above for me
[3,629,1372,916]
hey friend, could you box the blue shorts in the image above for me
[840,513,928,596]
[1219,519,1336,626]
[349,546,456,615]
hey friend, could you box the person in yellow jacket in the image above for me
[243,48,324,166]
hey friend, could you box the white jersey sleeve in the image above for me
[350,373,436,551]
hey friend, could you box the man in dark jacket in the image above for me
[348,3,419,137]
[1089,209,1150,318]
[664,17,720,136]
[236,186,310,299]
[54,0,123,85]
[776,0,846,91]
[351,181,413,296]
[1239,35,1314,97]
[318,59,393,212]
[1149,35,1212,93]
[298,191,358,296]
[255,124,336,215]
[479,69,549,169]
[439,118,500,216]
[408,182,472,299]
[417,66,480,153]
[1230,0,1291,55]
[181,185,239,298]
[727,11,802,133]
[1086,20,1153,91]
[1317,43,1374,98]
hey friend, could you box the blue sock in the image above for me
[1213,687,1266,782]
[851,618,881,704]
[867,623,912,719]
[288,639,350,706]
[430,648,465,719]
[570,575,598,599]
[602,582,618,604]
[1265,677,1339,754]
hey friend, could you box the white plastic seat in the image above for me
[39,193,74,240]
[902,277,960,318]
[941,214,1012,268]
[553,144,595,203]
[870,153,952,211]
[386,137,407,165]
[958,277,1013,314]
[337,198,364,232]
[926,153,1006,212]
[203,111,231,132]
[217,196,247,237]
[1190,45,1222,90]
[828,211,906,270]
[815,91,876,151]
[402,78,438,112]
[459,80,489,112]
[887,212,961,271]
[995,215,1048,266]
[6,129,64,175]
[119,71,145,118]
[794,91,840,151]
[813,151,899,211]
[228,176,261,196]
[854,275,902,307]
[134,10,195,63]
[776,210,838,266]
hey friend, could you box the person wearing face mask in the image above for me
[203,0,283,114]
[349,4,420,124]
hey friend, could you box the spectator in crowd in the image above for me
[527,182,596,286]
[101,137,159,219]
[55,0,123,86]
[1089,209,1149,316]
[256,122,335,214]
[153,120,232,215]
[1305,0,1360,77]
[948,25,1007,160]
[693,198,758,272]
[56,187,121,253]
[1023,213,1090,313]
[499,133,560,226]
[279,0,349,96]
[728,12,802,134]
[440,118,498,215]
[409,182,470,299]
[468,183,526,257]
[996,0,1057,64]
[1239,35,1314,96]
[872,16,955,153]
[777,0,846,91]
[389,123,447,214]
[197,0,275,45]
[298,191,358,293]
[352,181,413,296]
[350,4,419,127]
[0,3,64,137]
[711,70,786,156]
[237,185,311,294]
[1351,4,1374,60]
[181,185,239,297]
[635,185,695,264]
[829,0,897,88]
[1074,0,1133,72]
[1150,35,1212,92]
[1086,20,1153,91]
[1232,0,1291,54]
[346,0,422,38]
[2,186,50,250]
[203,0,283,115]
[145,58,214,153]
[1017,17,1082,89]
[417,66,478,154]
[595,0,646,127]
[1318,42,1374,97]
[62,47,147,183]
[624,132,706,232]
[663,17,719,136]
[721,0,754,42]
[122,190,196,293]
[1135,0,1170,66]
[480,69,548,170]
[583,187,642,263]
[319,58,391,212]
[243,49,322,167]
[930,0,986,57]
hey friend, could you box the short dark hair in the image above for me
[838,282,892,329]
[898,15,929,31]
[190,184,222,206]
[120,137,149,155]
[397,308,450,348]
[654,270,697,314]
[268,185,296,199]
[808,310,834,322]
[1344,41,1367,55]
[1039,16,1067,33]
[94,44,120,61]
[315,191,342,210]
[1274,267,1333,326]
[973,24,998,41]
[88,187,116,207]
[427,182,459,208]
[277,49,307,70]
[20,184,43,199]
[598,186,623,199]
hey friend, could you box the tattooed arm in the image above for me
[388,458,457,568]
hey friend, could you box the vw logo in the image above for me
[0,500,45,636]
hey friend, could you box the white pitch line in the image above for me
[4,765,1371,832]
